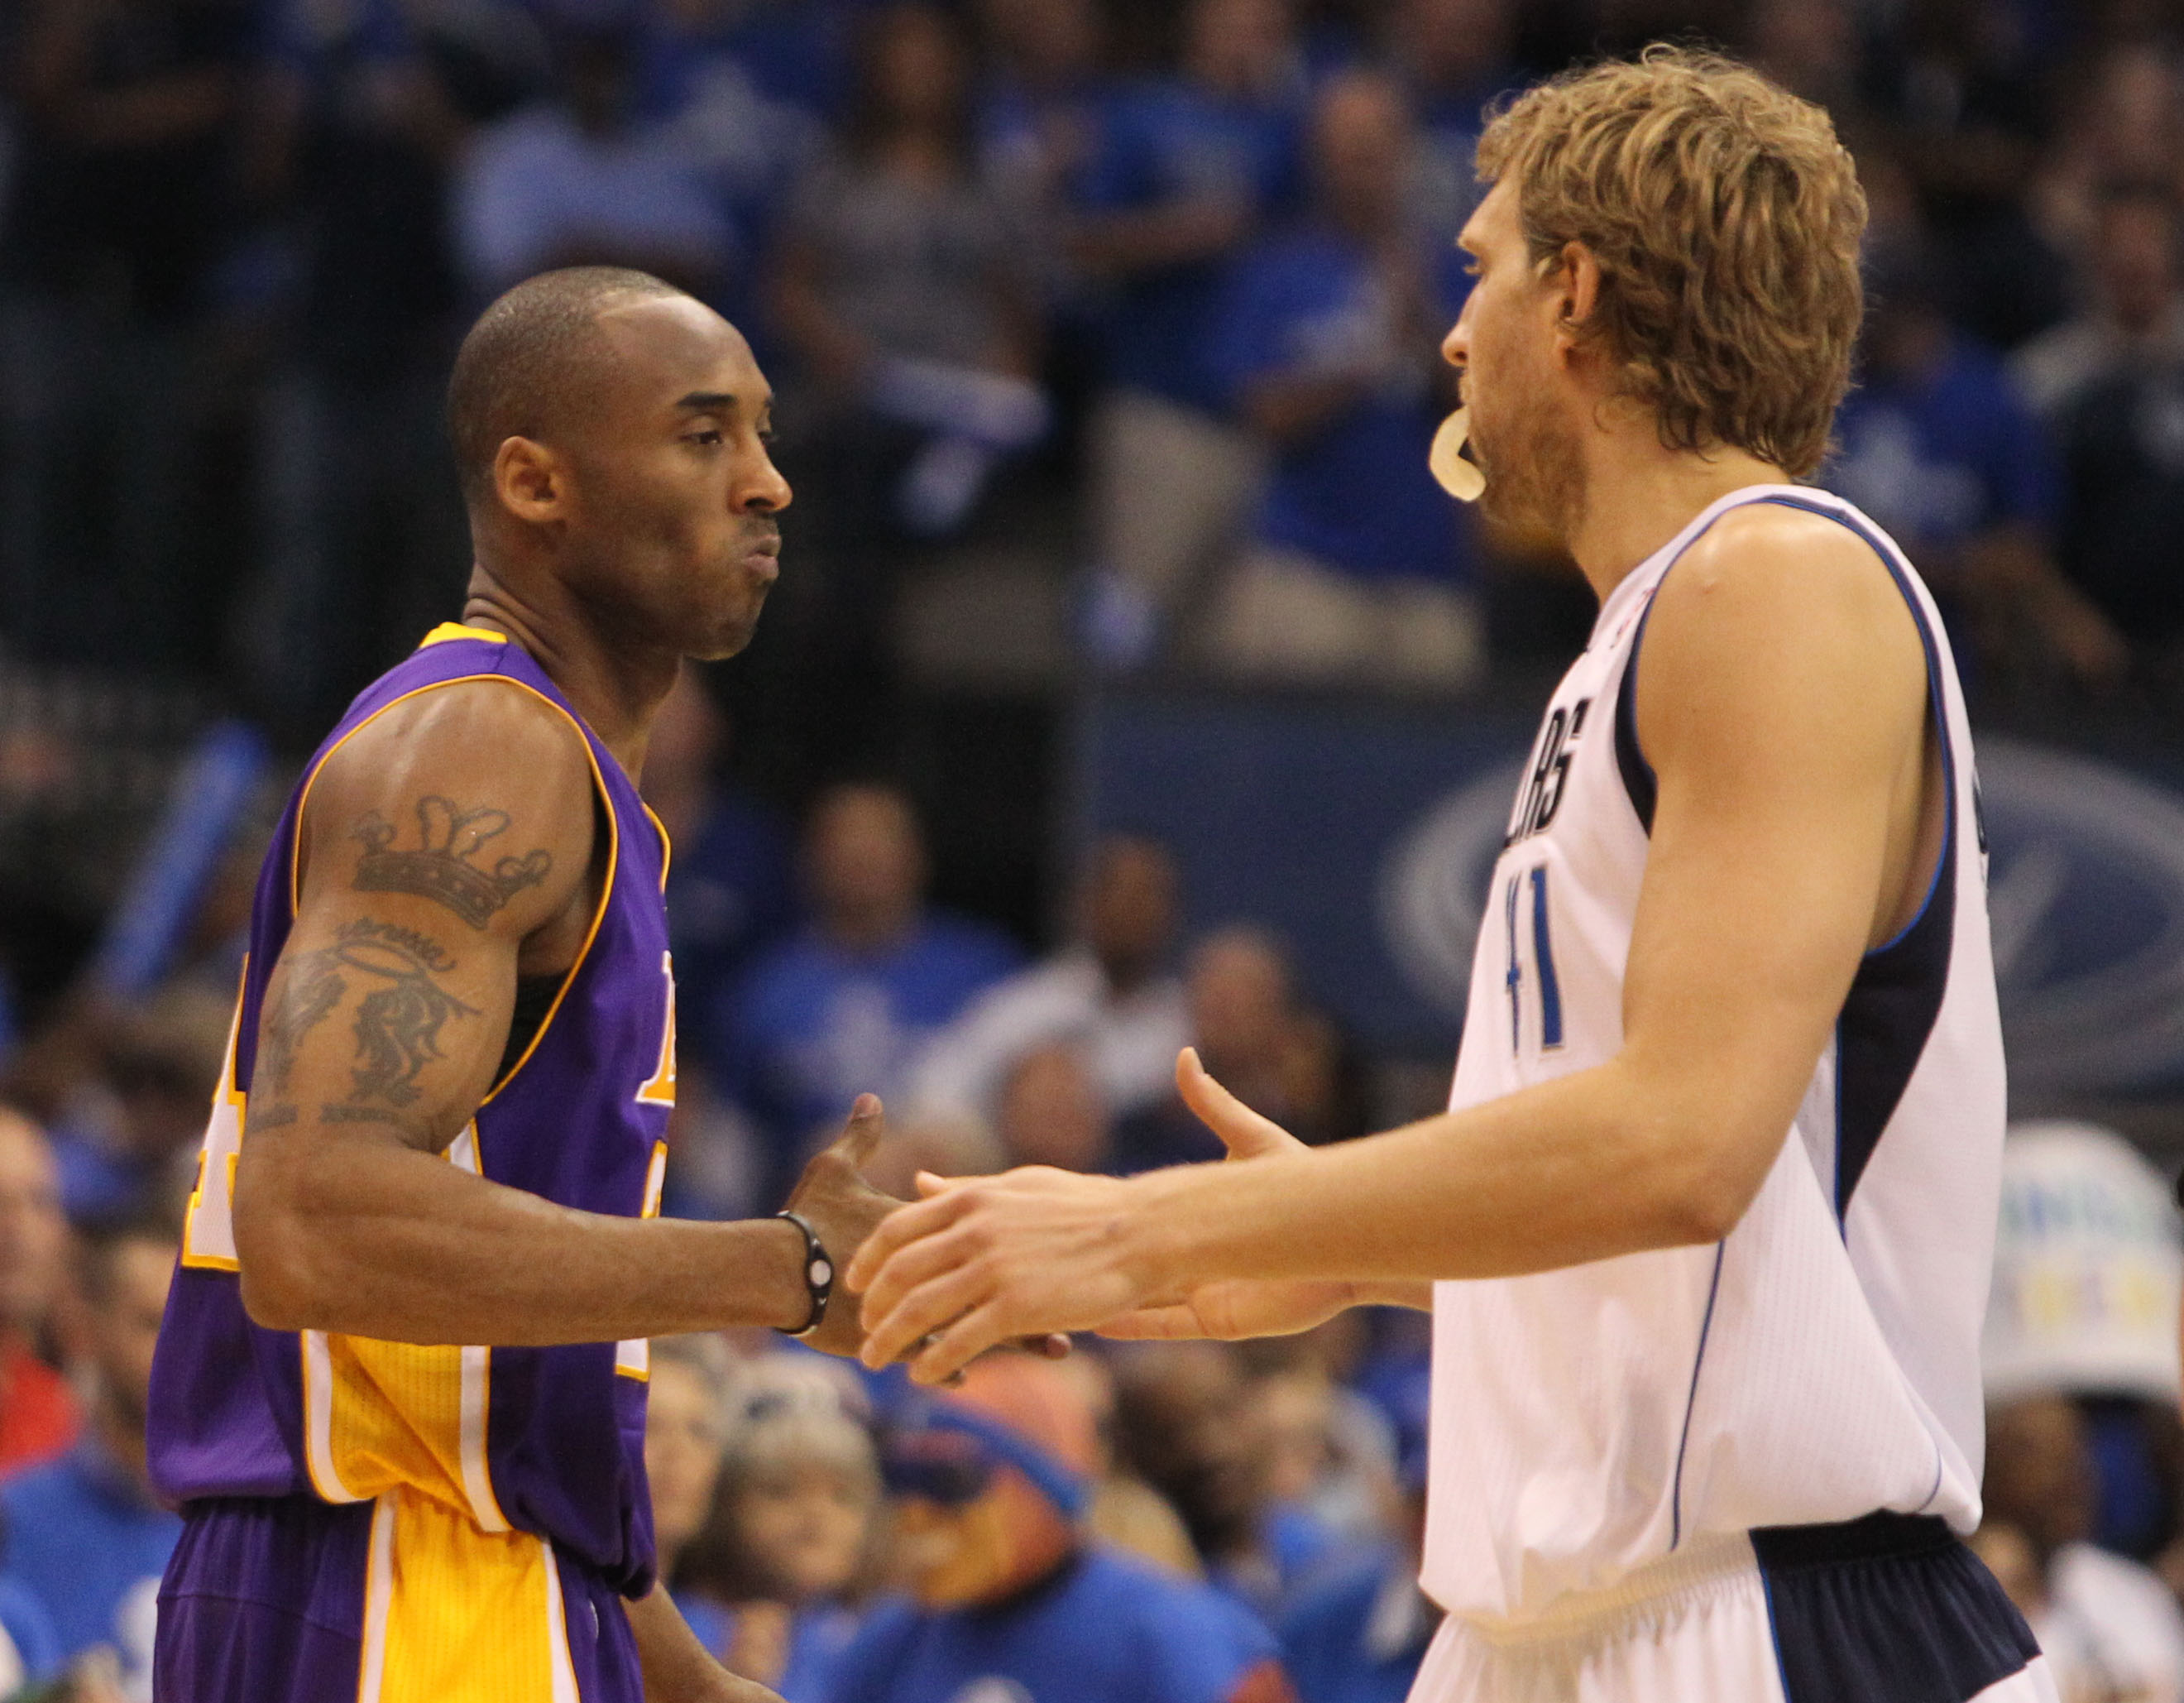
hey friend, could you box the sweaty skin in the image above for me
[846,180,1942,1387]
[229,291,887,1703]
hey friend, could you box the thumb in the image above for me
[831,1094,887,1169]
[913,1170,972,1199]
[1176,1048,1303,1160]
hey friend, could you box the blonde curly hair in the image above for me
[1475,46,1866,479]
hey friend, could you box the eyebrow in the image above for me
[676,391,737,412]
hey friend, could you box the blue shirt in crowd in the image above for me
[723,914,1022,1168]
[822,1547,1286,1703]
[1277,1550,1437,1703]
[1210,228,1475,582]
[1825,332,2060,551]
[682,1596,860,1703]
[668,790,804,1072]
[0,1440,183,1691]
[1078,78,1304,413]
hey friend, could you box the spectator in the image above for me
[832,1353,1296,1703]
[771,2,1048,541]
[1277,1366,1437,1703]
[0,0,255,672]
[644,669,803,1066]
[242,0,539,735]
[993,1043,1110,1171]
[1741,0,1866,123]
[1072,0,1305,668]
[0,1109,74,1475]
[47,984,228,1228]
[1107,1341,1336,1621]
[648,1334,737,1611]
[723,784,1021,1202]
[1867,0,2068,350]
[909,834,1190,1129]
[1205,70,1481,688]
[0,1216,183,1695]
[2035,189,2184,692]
[2016,181,2184,419]
[684,1393,881,1700]
[2029,41,2184,273]
[1977,1393,2184,1703]
[453,2,736,303]
[1382,0,1520,243]
[1823,236,2128,696]
[1116,928,1362,1172]
[976,0,1108,255]
[1250,1365,1394,1555]
[1985,1121,2183,1561]
[1061,1350,1203,1579]
[864,1111,1004,1203]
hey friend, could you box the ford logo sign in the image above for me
[1378,737,2184,1098]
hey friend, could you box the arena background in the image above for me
[2,0,2184,1697]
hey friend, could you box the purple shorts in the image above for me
[155,1492,642,1702]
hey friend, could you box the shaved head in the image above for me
[447,266,687,502]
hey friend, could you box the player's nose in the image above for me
[739,446,793,515]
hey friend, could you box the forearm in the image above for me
[1128,1058,1736,1292]
[237,1137,807,1344]
[631,1586,774,1703]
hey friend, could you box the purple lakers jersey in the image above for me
[148,626,678,1595]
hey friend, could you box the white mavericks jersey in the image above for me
[1422,484,2006,1626]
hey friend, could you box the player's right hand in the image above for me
[1098,1049,1354,1343]
[779,1096,901,1360]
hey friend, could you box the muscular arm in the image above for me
[232,682,812,1343]
[852,508,1940,1377]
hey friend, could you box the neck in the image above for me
[462,559,681,779]
[1563,425,1787,605]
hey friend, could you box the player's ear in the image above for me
[1551,240,1603,354]
[493,436,567,525]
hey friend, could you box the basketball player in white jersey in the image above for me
[846,47,2055,1703]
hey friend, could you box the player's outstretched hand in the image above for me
[778,1095,903,1360]
[1099,1048,1355,1343]
[848,1160,1150,1384]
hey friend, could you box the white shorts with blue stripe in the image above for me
[1407,1514,2057,1703]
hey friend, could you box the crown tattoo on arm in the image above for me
[352,796,554,929]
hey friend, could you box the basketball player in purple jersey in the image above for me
[148,269,896,1703]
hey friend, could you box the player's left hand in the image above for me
[849,1163,1158,1384]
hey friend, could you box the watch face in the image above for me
[812,1258,835,1287]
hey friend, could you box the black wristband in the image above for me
[774,1211,834,1339]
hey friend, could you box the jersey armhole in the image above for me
[285,671,621,1114]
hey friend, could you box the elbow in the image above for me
[1661,1174,1751,1248]
[232,1178,334,1333]
[1650,1135,1773,1240]
[1647,1122,1774,1249]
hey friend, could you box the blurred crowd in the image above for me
[7,0,2184,750]
[5,0,2184,1697]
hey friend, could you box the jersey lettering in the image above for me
[1506,698,1590,847]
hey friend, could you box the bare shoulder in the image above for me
[1642,495,1922,716]
[299,676,599,937]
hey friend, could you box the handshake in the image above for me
[769,1048,1340,1383]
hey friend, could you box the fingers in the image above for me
[830,1094,887,1169]
[908,1298,1013,1386]
[914,1170,970,1199]
[1176,1048,1303,1159]
[844,1179,973,1293]
[859,1249,996,1370]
